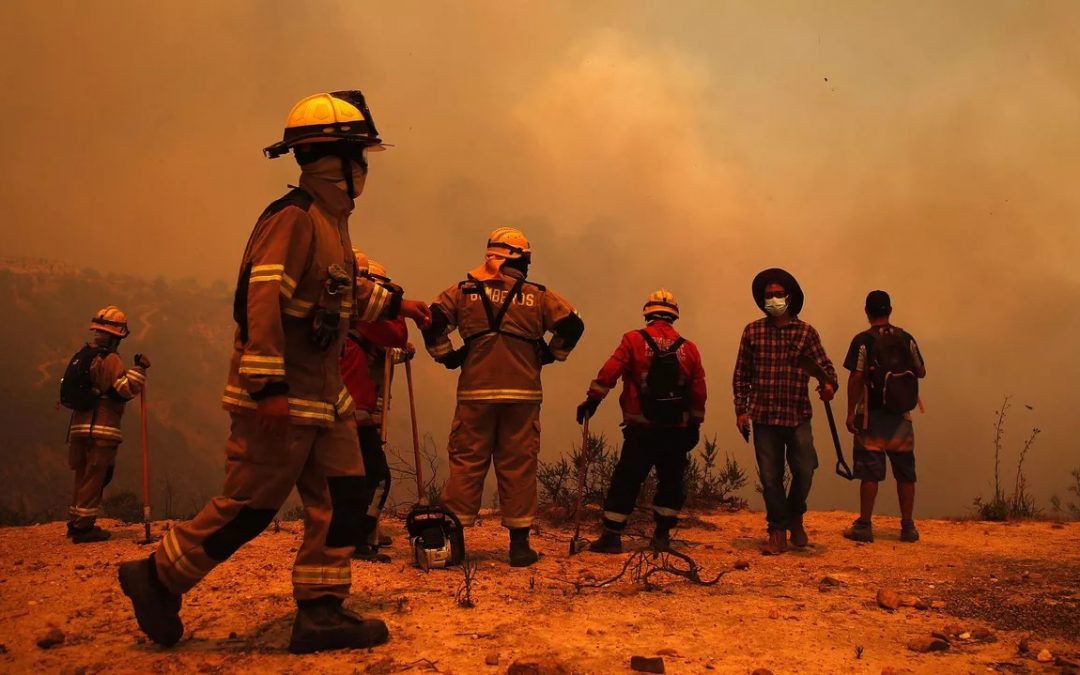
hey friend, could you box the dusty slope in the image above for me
[0,510,1077,674]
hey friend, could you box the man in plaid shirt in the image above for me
[733,268,836,555]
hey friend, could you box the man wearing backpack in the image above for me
[422,227,584,567]
[734,268,837,555]
[576,289,707,553]
[118,91,431,653]
[842,290,926,543]
[62,306,149,543]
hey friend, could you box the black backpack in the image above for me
[866,326,919,414]
[59,344,110,411]
[636,330,688,424]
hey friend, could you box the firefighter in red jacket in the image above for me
[577,289,707,553]
[340,253,412,561]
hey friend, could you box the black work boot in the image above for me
[508,527,539,568]
[118,553,183,647]
[352,543,391,563]
[588,528,623,554]
[288,596,389,654]
[651,515,677,552]
[72,525,111,544]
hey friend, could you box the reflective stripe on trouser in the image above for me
[68,437,118,530]
[600,426,688,532]
[154,412,365,602]
[440,401,541,529]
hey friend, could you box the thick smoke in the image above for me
[1,1,1078,515]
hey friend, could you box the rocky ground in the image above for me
[0,510,1077,674]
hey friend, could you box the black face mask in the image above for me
[501,256,530,278]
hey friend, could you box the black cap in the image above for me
[865,290,892,318]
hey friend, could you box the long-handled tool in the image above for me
[795,354,853,480]
[402,357,464,569]
[568,413,592,555]
[139,385,153,543]
[380,350,393,445]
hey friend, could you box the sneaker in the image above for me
[842,518,874,543]
[118,554,184,647]
[900,520,920,543]
[72,526,111,544]
[288,598,389,654]
[760,528,788,556]
[788,516,809,548]
[588,530,623,555]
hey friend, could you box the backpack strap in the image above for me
[637,329,684,355]
[462,276,527,345]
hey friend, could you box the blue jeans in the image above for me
[753,421,818,530]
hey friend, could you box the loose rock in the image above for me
[877,589,901,610]
[899,595,920,608]
[630,656,665,673]
[734,560,751,571]
[37,626,65,650]
[1037,649,1053,663]
[914,600,930,611]
[907,636,949,653]
[820,575,842,587]
[484,651,499,666]
[507,659,571,675]
[930,600,946,610]
[751,670,774,675]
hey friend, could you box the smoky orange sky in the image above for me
[2,1,1078,517]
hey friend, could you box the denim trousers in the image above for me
[753,421,818,530]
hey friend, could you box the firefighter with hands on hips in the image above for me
[577,289,707,554]
[340,251,414,562]
[117,90,430,654]
[422,227,584,567]
[62,306,149,543]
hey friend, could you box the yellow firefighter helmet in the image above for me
[643,289,680,320]
[90,306,130,338]
[353,247,369,277]
[264,90,385,159]
[486,227,531,260]
[366,260,391,284]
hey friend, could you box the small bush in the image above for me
[102,490,143,523]
[973,396,1042,520]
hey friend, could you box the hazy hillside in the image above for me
[0,257,234,521]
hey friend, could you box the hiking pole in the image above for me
[404,358,425,505]
[568,412,592,556]
[795,354,853,480]
[139,385,152,543]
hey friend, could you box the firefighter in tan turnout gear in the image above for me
[118,90,430,653]
[62,306,149,543]
[423,227,584,567]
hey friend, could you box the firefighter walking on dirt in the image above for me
[340,252,414,562]
[118,90,430,653]
[422,227,584,567]
[576,289,707,554]
[61,306,149,543]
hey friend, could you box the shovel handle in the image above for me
[140,386,151,538]
[405,359,425,503]
[571,414,590,535]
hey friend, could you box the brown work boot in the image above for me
[788,516,809,548]
[118,554,184,647]
[352,544,391,563]
[288,597,389,654]
[588,529,623,554]
[760,528,788,556]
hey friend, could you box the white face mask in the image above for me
[764,296,788,317]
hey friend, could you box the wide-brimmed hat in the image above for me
[751,268,804,316]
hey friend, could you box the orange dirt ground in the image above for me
[0,510,1077,674]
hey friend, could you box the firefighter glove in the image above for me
[134,353,152,369]
[684,424,701,452]
[576,397,601,424]
[440,347,468,370]
[537,341,556,366]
